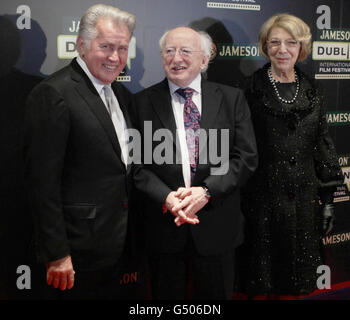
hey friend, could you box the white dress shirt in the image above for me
[168,74,202,188]
[76,56,129,167]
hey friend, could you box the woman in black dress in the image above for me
[241,13,344,298]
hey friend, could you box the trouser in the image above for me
[149,235,235,300]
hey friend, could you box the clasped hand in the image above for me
[165,187,209,227]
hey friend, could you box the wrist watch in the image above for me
[201,186,211,199]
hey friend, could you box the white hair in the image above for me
[78,4,135,49]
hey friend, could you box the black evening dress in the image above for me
[240,63,343,296]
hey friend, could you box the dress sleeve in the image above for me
[313,88,344,204]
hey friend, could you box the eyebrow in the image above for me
[269,37,296,40]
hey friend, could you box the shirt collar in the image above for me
[168,73,202,96]
[76,55,109,95]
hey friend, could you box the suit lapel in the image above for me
[200,80,222,130]
[198,80,222,157]
[70,60,124,167]
[149,79,178,147]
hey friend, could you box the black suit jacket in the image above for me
[25,59,134,271]
[133,79,258,256]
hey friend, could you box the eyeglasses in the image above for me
[162,47,203,58]
[267,39,300,48]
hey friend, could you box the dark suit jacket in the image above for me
[25,58,134,271]
[132,78,258,256]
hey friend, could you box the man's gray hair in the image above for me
[78,4,135,48]
[159,27,213,72]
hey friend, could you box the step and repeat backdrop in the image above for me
[0,0,349,299]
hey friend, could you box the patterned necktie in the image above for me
[176,87,201,184]
[103,85,129,167]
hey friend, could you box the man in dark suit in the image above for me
[24,4,135,299]
[133,26,258,299]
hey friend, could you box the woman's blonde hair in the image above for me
[258,13,312,62]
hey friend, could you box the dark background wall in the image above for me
[0,0,349,299]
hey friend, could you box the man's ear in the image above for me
[77,36,85,56]
[201,55,210,70]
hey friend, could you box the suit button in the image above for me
[289,156,296,165]
[288,193,295,200]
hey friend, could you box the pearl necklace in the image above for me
[267,67,299,104]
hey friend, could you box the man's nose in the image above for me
[173,49,183,61]
[109,50,120,62]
